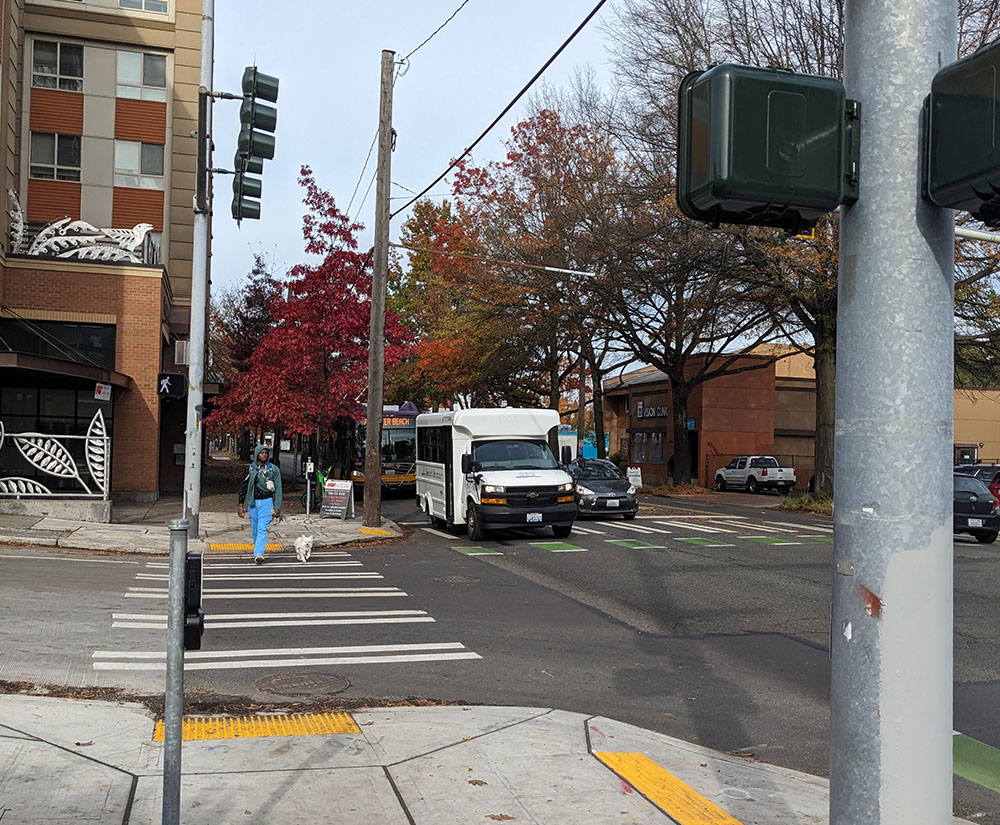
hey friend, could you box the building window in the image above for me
[120,0,168,12]
[32,41,83,92]
[143,231,162,264]
[116,51,167,101]
[114,140,164,189]
[30,132,81,181]
[0,320,116,370]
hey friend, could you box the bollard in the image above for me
[162,518,189,825]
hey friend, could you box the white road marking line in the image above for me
[113,617,437,629]
[125,588,408,600]
[134,572,383,581]
[656,521,735,534]
[421,527,454,539]
[739,536,802,545]
[642,514,747,520]
[94,641,467,660]
[147,561,363,569]
[597,522,655,534]
[95,652,483,671]
[765,520,833,533]
[569,524,606,535]
[113,609,428,620]
[718,522,791,533]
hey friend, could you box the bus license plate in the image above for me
[968,518,983,528]
[526,512,543,523]
[606,499,619,507]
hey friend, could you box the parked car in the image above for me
[954,464,1000,481]
[566,457,638,519]
[714,455,796,494]
[953,473,999,543]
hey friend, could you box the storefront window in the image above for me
[632,432,666,464]
[0,321,115,369]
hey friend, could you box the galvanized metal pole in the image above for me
[362,49,394,528]
[162,518,189,825]
[833,2,956,823]
[182,0,215,538]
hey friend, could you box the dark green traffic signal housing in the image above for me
[926,39,1000,225]
[677,64,860,233]
[232,65,278,222]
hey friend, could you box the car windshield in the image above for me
[575,461,622,481]
[472,439,558,471]
[749,457,779,468]
[954,475,990,495]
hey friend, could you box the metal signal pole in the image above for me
[832,1,955,822]
[363,49,394,527]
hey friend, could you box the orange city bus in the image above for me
[350,403,418,492]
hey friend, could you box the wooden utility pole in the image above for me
[363,49,394,527]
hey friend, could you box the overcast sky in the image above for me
[210,0,616,293]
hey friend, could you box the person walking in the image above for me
[238,443,282,564]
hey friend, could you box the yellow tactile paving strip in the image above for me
[594,752,744,825]
[208,542,284,551]
[153,711,359,741]
[358,528,391,536]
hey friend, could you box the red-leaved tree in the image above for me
[207,166,411,438]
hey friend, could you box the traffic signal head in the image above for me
[232,66,279,222]
[677,64,860,233]
[926,40,1000,225]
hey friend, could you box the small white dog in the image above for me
[294,534,313,563]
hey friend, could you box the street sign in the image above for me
[158,372,187,399]
[94,382,112,401]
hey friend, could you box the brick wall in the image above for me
[2,261,167,495]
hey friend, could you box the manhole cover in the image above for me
[431,575,482,583]
[253,673,350,697]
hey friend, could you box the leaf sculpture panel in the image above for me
[86,410,108,495]
[0,478,52,495]
[14,434,91,494]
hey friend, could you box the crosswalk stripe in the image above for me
[531,541,587,553]
[422,527,454,538]
[453,545,502,556]
[113,609,428,620]
[741,536,801,546]
[765,520,832,532]
[135,573,383,581]
[656,521,734,534]
[146,561,364,570]
[677,537,735,548]
[598,522,655,534]
[570,524,606,535]
[94,641,469,660]
[95,651,483,671]
[720,522,790,533]
[113,616,437,629]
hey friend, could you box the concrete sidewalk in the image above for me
[6,691,957,825]
[0,506,400,554]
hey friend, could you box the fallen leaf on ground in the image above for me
[74,740,93,746]
[469,779,488,786]
[663,713,675,718]
[734,751,758,762]
[485,816,514,822]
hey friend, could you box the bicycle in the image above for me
[300,464,333,512]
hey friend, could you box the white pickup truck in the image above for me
[714,455,796,494]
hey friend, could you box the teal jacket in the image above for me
[238,444,283,509]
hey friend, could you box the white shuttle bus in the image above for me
[416,408,577,540]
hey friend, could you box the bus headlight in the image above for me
[483,484,505,494]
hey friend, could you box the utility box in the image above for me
[677,64,860,233]
[926,39,1000,225]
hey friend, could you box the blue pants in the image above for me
[248,498,273,557]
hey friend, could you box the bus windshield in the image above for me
[472,439,559,471]
[383,428,415,463]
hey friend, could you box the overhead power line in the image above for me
[403,0,472,62]
[390,0,609,220]
[389,241,598,278]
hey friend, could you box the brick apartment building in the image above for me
[0,0,204,518]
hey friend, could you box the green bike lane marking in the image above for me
[742,536,801,546]
[954,732,1000,793]
[452,546,503,556]
[801,535,833,543]
[530,541,587,552]
[606,538,664,549]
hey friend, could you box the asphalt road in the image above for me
[1,490,997,821]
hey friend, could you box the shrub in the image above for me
[781,493,833,516]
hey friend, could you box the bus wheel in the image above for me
[466,505,484,541]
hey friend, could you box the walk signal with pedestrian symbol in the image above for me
[158,372,187,398]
